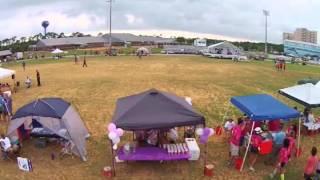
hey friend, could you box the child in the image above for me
[304,147,318,180]
[270,138,290,179]
[287,131,296,161]
[316,158,320,180]
[224,118,235,132]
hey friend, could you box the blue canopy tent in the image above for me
[230,94,300,171]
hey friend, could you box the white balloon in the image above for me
[112,136,120,144]
[108,132,117,140]
[196,128,204,136]
[209,128,215,136]
[113,144,118,150]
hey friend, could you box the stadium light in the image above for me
[263,10,270,58]
[106,0,114,55]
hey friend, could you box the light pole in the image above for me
[106,0,113,55]
[263,10,270,58]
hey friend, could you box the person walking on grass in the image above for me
[36,70,41,86]
[270,138,290,180]
[229,119,245,167]
[303,147,318,180]
[22,61,26,71]
[82,52,87,68]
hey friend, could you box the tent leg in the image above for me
[110,140,116,177]
[240,121,255,172]
[297,117,301,157]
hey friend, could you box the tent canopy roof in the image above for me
[279,83,320,108]
[12,98,70,119]
[231,94,300,121]
[0,67,15,79]
[51,48,64,54]
[112,89,205,130]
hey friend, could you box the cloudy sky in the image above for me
[0,0,319,43]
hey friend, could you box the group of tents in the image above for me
[1,74,319,167]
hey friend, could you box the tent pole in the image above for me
[110,140,116,177]
[297,117,301,157]
[203,124,207,172]
[240,121,255,172]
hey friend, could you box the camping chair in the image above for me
[59,140,75,159]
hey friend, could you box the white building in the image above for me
[193,39,207,47]
[207,41,241,55]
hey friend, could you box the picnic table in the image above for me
[117,146,190,161]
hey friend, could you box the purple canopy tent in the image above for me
[110,89,206,176]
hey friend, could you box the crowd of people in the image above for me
[226,112,320,179]
[275,59,286,71]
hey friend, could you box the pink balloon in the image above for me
[116,128,124,137]
[209,128,215,136]
[108,123,116,132]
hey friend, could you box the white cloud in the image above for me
[1,0,320,43]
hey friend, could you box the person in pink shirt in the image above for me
[229,119,245,166]
[270,138,290,179]
[304,147,318,180]
[287,131,296,161]
[248,127,263,171]
[268,119,281,132]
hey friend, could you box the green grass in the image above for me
[0,56,319,180]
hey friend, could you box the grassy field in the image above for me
[0,55,319,180]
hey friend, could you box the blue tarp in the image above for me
[230,94,300,121]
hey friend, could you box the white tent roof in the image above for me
[279,83,320,107]
[51,48,64,54]
[0,67,15,79]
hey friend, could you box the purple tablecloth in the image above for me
[117,146,190,161]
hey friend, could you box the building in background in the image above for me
[34,33,176,50]
[0,50,12,60]
[193,39,207,47]
[283,28,317,44]
[284,39,320,57]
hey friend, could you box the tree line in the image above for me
[0,32,96,52]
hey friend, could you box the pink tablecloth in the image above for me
[117,146,190,161]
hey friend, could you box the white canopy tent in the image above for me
[51,48,64,54]
[279,82,320,157]
[279,83,320,108]
[0,67,15,79]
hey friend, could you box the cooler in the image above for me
[185,138,200,161]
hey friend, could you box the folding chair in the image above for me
[59,140,75,159]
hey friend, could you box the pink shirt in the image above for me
[230,125,242,146]
[304,156,318,175]
[251,134,263,148]
[278,147,289,164]
[268,119,280,132]
[287,137,296,155]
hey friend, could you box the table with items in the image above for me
[117,138,200,161]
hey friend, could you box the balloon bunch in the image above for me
[196,127,215,144]
[107,123,124,150]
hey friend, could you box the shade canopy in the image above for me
[12,98,70,119]
[9,97,89,161]
[112,89,205,130]
[231,94,300,121]
[279,83,320,108]
[51,48,64,54]
[0,67,15,79]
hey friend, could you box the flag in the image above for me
[263,10,270,16]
